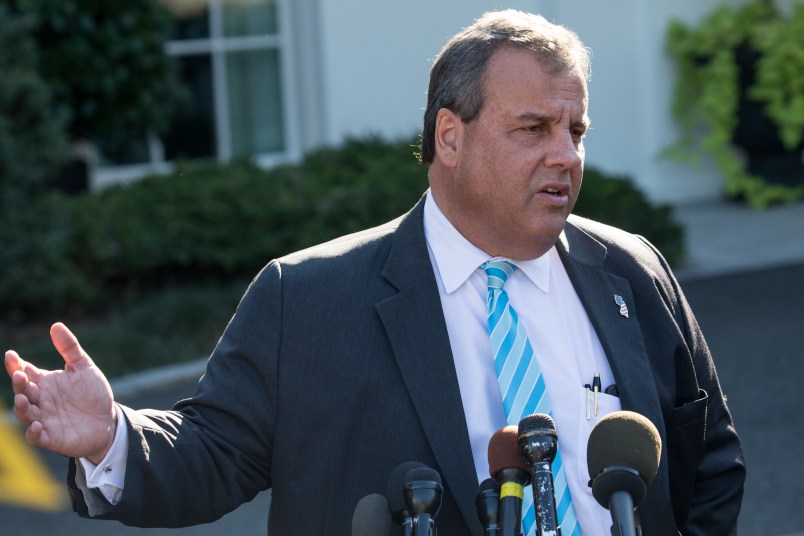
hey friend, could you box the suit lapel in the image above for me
[557,223,660,418]
[557,219,676,529]
[375,199,479,529]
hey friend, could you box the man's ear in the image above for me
[433,108,463,168]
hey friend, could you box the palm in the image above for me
[30,362,114,458]
[5,323,116,461]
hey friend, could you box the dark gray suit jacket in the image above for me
[69,196,744,535]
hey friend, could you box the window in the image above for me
[94,0,293,188]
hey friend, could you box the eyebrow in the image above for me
[517,112,554,123]
[516,112,591,130]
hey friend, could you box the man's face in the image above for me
[431,46,589,260]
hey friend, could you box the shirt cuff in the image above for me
[77,404,129,504]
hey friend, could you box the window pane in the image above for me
[160,0,210,40]
[164,55,216,160]
[227,48,284,157]
[223,0,277,37]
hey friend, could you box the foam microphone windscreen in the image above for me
[352,494,393,536]
[404,465,443,520]
[519,413,557,436]
[587,410,661,486]
[405,466,442,486]
[387,461,426,522]
[478,477,499,494]
[488,425,529,481]
[476,478,500,529]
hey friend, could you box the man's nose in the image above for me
[545,132,583,170]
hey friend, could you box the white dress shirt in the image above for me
[423,191,621,535]
[81,190,622,533]
[77,404,127,504]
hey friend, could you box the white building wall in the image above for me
[316,0,536,144]
[312,0,786,205]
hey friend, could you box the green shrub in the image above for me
[9,0,181,154]
[277,137,429,249]
[574,168,685,266]
[66,138,428,295]
[0,194,96,324]
[664,1,804,207]
[0,7,79,323]
[0,6,68,203]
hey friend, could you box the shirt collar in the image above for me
[423,190,552,294]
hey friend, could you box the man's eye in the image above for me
[524,125,544,133]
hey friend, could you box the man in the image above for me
[5,10,744,535]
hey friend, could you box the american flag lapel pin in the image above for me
[613,294,629,318]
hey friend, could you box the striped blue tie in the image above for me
[482,260,580,536]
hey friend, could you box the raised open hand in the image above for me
[4,322,116,464]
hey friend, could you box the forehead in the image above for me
[481,47,588,117]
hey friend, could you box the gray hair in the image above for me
[419,10,591,165]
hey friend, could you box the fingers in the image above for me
[26,420,47,448]
[8,348,45,426]
[4,349,23,378]
[14,390,35,419]
[24,418,52,450]
[11,365,42,409]
[14,372,41,404]
[12,382,51,449]
[7,350,41,387]
[50,322,91,369]
[6,351,43,434]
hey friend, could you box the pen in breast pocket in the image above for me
[584,383,592,420]
[593,372,601,416]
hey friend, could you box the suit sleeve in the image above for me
[640,237,746,536]
[68,260,283,527]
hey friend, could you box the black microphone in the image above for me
[403,466,443,536]
[476,478,500,536]
[352,493,394,536]
[517,414,561,536]
[488,425,531,536]
[587,411,662,536]
[387,461,427,535]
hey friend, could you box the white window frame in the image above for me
[91,0,300,190]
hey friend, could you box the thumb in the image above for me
[50,322,92,369]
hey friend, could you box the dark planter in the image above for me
[732,47,804,188]
[54,157,89,195]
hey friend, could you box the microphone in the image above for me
[488,425,531,536]
[403,466,443,536]
[517,414,561,536]
[587,411,662,536]
[352,493,393,536]
[476,478,500,536]
[387,461,427,535]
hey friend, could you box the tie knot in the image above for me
[481,260,517,290]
